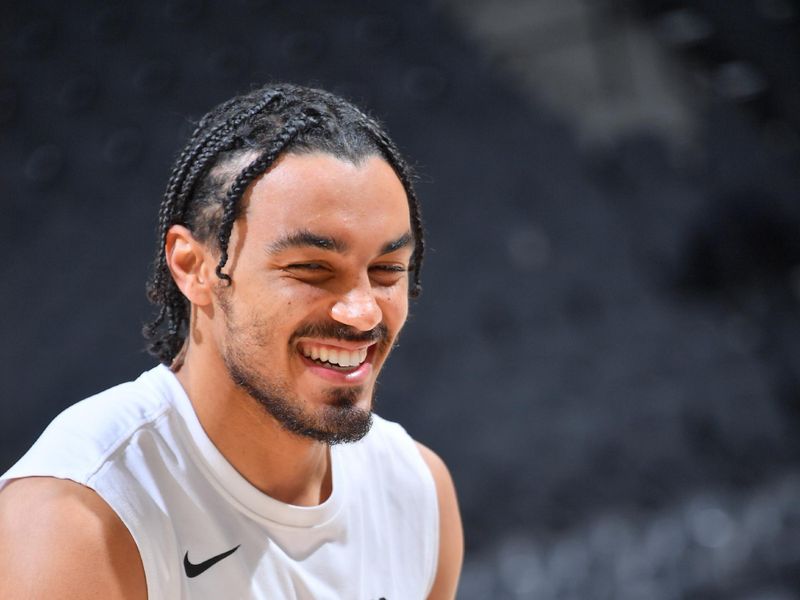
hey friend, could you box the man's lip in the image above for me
[297,345,376,383]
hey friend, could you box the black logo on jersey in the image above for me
[183,545,240,578]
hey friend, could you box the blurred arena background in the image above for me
[2,0,800,597]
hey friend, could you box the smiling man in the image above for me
[0,84,462,599]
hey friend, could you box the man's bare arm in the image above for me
[416,442,464,600]
[0,477,147,599]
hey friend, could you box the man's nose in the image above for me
[330,283,382,332]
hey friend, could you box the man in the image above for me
[0,84,463,599]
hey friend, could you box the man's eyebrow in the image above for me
[265,229,414,256]
[380,231,414,255]
[265,230,348,255]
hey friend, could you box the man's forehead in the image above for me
[245,153,408,215]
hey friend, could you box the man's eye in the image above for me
[369,265,408,284]
[288,263,326,271]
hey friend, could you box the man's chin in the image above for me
[277,386,373,445]
[308,410,374,445]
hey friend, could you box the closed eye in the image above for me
[369,264,407,286]
[282,263,334,283]
[286,263,328,271]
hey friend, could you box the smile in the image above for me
[298,343,370,370]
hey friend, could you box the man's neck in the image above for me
[172,348,332,507]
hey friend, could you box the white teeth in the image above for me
[339,350,356,367]
[301,344,369,368]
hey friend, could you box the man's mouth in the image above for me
[298,343,370,371]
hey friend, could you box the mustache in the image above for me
[290,322,389,345]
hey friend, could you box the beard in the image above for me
[218,293,388,445]
[223,344,374,445]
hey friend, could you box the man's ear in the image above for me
[165,225,215,306]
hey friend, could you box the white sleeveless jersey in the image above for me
[1,366,439,599]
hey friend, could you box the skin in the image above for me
[0,152,462,599]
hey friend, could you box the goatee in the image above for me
[224,344,375,445]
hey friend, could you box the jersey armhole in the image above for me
[89,469,157,600]
[416,444,441,599]
[380,419,440,598]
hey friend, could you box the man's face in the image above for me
[213,152,413,444]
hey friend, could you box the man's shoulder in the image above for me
[362,422,465,600]
[0,477,147,598]
[57,365,175,445]
[348,414,436,495]
[2,365,176,486]
[353,414,419,460]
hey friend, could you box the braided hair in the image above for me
[144,83,425,365]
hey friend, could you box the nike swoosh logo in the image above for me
[183,545,240,578]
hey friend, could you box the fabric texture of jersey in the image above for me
[1,366,439,600]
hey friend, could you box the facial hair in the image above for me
[224,344,374,445]
[219,292,388,445]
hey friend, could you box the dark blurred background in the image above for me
[2,0,800,598]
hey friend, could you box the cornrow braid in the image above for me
[144,83,425,364]
[215,111,321,282]
[144,92,285,357]
[149,91,284,299]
